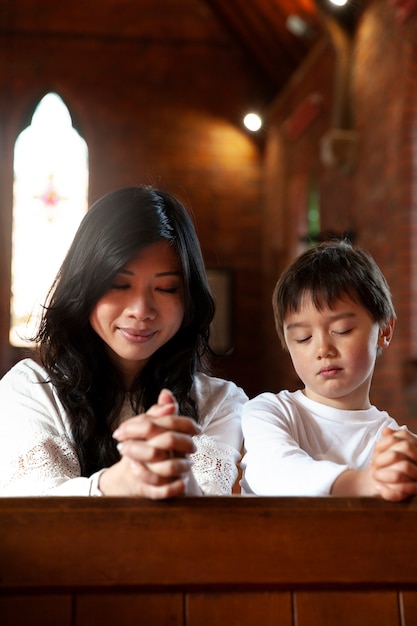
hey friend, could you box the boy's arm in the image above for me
[330,467,378,497]
[242,396,350,496]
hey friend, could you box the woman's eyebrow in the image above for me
[117,269,181,277]
[155,271,181,278]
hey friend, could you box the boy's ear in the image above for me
[378,318,395,349]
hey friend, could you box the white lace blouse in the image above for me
[0,359,246,497]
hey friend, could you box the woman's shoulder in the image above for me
[0,358,56,404]
[192,373,245,446]
[1,358,48,385]
[193,372,248,404]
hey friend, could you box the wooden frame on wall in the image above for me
[206,268,233,354]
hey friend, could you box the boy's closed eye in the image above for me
[295,335,312,344]
[292,328,353,343]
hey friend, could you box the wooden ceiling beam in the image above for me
[204,0,321,89]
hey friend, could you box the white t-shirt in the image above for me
[0,359,246,496]
[241,389,404,496]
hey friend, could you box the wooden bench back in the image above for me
[1,496,417,625]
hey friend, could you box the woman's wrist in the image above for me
[90,468,107,496]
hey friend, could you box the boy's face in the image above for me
[283,294,393,411]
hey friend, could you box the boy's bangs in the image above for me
[288,282,359,314]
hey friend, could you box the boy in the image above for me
[241,240,417,500]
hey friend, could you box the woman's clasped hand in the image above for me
[102,389,202,498]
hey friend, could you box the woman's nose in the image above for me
[127,294,155,320]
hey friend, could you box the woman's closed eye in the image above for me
[156,286,180,294]
[111,282,130,291]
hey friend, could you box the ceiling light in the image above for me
[243,113,262,132]
[286,15,315,39]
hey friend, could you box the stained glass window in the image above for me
[307,176,321,245]
[10,92,88,346]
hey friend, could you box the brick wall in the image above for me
[2,0,417,420]
[263,0,417,428]
[0,0,271,397]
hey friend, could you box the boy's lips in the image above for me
[319,366,342,376]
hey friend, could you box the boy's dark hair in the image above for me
[272,239,396,350]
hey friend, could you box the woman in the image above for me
[0,186,246,498]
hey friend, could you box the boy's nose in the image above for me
[316,337,336,358]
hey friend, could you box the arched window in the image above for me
[10,93,88,346]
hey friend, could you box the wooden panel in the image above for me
[0,0,228,41]
[186,591,292,626]
[205,0,320,86]
[0,594,72,626]
[294,591,400,626]
[2,497,417,589]
[400,591,417,626]
[0,0,320,91]
[75,592,183,626]
[1,498,417,626]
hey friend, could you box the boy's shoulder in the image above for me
[244,389,302,410]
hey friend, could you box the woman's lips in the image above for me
[118,328,157,343]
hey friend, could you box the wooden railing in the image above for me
[1,496,417,626]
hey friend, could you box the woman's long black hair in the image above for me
[34,186,215,476]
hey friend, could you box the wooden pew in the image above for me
[1,496,417,626]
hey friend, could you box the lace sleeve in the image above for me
[0,359,104,496]
[190,433,241,495]
[0,434,81,495]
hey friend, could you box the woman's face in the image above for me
[89,240,185,387]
